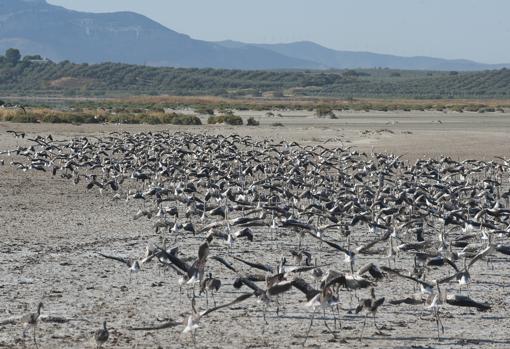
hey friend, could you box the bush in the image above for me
[5,113,38,123]
[316,106,334,118]
[246,117,259,126]
[271,122,284,127]
[195,106,215,115]
[162,113,202,125]
[208,114,243,125]
[41,114,64,123]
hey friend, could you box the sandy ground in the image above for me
[1,112,510,348]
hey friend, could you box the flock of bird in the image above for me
[3,129,510,347]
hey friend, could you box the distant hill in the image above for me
[0,0,508,71]
[0,0,321,69]
[250,41,510,71]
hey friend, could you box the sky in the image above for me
[47,0,510,64]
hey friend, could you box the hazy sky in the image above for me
[47,0,510,63]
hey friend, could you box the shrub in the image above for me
[271,122,284,127]
[195,106,215,115]
[316,106,334,118]
[163,113,202,125]
[208,114,243,125]
[246,117,259,126]
[7,113,38,123]
[41,114,63,123]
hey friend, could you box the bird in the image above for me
[21,302,43,346]
[97,252,141,281]
[356,288,385,341]
[199,272,222,306]
[7,129,510,347]
[94,321,109,348]
[182,293,253,344]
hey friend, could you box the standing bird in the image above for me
[94,321,109,348]
[356,288,385,341]
[21,302,43,346]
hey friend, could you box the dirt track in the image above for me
[1,112,510,348]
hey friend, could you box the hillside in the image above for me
[0,0,320,69]
[0,52,509,99]
[251,41,510,71]
[0,0,508,71]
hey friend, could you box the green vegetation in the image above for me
[0,107,201,125]
[5,48,21,65]
[207,114,243,125]
[315,106,336,118]
[194,106,215,115]
[246,117,260,126]
[0,49,510,99]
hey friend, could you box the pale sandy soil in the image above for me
[1,112,510,349]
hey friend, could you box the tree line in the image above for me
[0,48,509,99]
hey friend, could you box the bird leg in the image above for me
[435,310,444,340]
[330,307,339,330]
[191,331,197,349]
[303,308,317,346]
[262,304,268,325]
[359,313,368,342]
[211,291,217,307]
[323,309,336,338]
[373,313,380,330]
[334,305,342,329]
[33,326,38,348]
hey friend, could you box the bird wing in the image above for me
[200,293,253,318]
[381,266,434,288]
[303,229,353,255]
[444,257,460,272]
[356,229,392,253]
[322,274,347,290]
[467,245,493,270]
[445,294,491,311]
[129,319,179,331]
[435,273,458,285]
[98,252,130,266]
[233,276,264,294]
[496,244,510,255]
[159,250,191,274]
[210,255,237,273]
[291,278,320,301]
[357,262,384,280]
[232,256,273,273]
[266,281,293,296]
[284,265,328,275]
[356,262,375,276]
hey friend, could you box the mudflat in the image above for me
[1,111,510,349]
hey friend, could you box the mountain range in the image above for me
[0,0,508,71]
